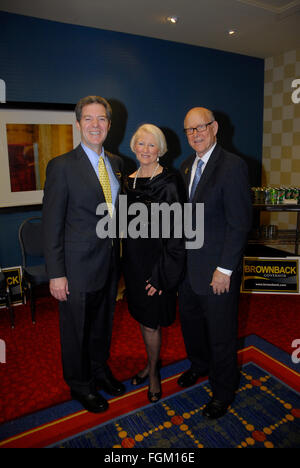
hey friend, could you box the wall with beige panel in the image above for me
[261,49,300,252]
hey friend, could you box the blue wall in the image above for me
[0,11,264,267]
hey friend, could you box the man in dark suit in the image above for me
[178,107,252,419]
[42,96,125,413]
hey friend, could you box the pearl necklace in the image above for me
[133,163,160,189]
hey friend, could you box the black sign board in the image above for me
[242,257,299,294]
[0,267,23,307]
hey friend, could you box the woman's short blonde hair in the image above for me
[130,124,167,158]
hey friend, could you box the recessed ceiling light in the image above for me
[228,29,236,36]
[166,16,179,24]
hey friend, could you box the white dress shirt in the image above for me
[189,143,232,277]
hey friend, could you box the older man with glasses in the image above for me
[178,107,252,419]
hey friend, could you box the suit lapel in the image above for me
[75,145,122,205]
[182,155,196,198]
[75,145,104,199]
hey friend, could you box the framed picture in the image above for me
[0,102,80,208]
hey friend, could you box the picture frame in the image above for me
[0,102,80,208]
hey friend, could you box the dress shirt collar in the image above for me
[194,142,217,167]
[81,142,105,168]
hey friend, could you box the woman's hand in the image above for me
[145,281,162,296]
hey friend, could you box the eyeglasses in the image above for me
[184,121,214,135]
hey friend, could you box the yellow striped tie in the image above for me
[98,156,113,217]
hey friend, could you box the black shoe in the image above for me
[71,390,109,413]
[147,372,162,404]
[177,369,207,388]
[202,398,232,419]
[131,373,149,386]
[148,388,162,404]
[131,361,161,387]
[96,372,126,397]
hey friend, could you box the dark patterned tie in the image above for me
[189,159,204,201]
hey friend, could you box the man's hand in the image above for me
[210,269,230,295]
[50,277,69,301]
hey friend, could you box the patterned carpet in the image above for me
[0,336,299,448]
[52,363,300,449]
[0,292,299,425]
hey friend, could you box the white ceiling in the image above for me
[0,0,300,58]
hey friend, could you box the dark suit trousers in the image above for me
[179,275,241,401]
[58,260,118,395]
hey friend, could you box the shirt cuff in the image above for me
[217,267,232,276]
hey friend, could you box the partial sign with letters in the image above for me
[0,266,23,307]
[242,257,299,294]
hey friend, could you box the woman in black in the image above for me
[122,124,185,403]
